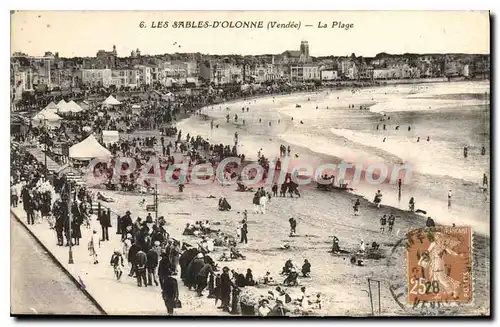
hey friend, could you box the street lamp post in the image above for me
[68,180,74,264]
[43,119,48,168]
[39,113,48,169]
[154,181,158,225]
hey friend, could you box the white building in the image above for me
[320,70,338,81]
[81,69,112,87]
[134,65,152,85]
[303,65,320,81]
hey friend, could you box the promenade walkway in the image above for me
[11,204,226,315]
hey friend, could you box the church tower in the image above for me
[300,41,310,59]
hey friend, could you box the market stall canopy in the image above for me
[102,95,122,106]
[67,100,83,113]
[69,134,111,160]
[32,108,62,122]
[57,100,72,113]
[44,101,58,112]
[102,130,119,145]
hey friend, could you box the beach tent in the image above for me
[43,101,58,112]
[33,108,62,122]
[32,109,62,129]
[67,100,83,113]
[102,130,120,145]
[56,99,72,114]
[69,134,111,160]
[102,95,122,106]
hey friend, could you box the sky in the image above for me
[10,11,490,58]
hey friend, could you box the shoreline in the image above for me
[175,81,490,237]
[159,80,490,314]
[193,78,488,113]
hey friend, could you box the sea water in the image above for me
[177,81,490,235]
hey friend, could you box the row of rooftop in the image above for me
[11,41,490,95]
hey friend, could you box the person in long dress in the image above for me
[418,233,461,299]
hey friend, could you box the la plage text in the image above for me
[317,21,354,30]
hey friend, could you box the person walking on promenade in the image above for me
[161,269,180,315]
[120,211,133,241]
[353,198,360,216]
[88,229,100,264]
[71,208,83,246]
[54,203,65,246]
[196,262,214,297]
[22,187,34,225]
[110,250,125,281]
[98,209,111,241]
[147,246,159,286]
[32,193,42,224]
[136,249,148,287]
[219,266,234,312]
[171,241,181,275]
[128,242,140,277]
[10,184,18,207]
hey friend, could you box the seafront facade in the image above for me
[11,41,489,108]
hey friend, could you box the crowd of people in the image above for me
[12,82,458,316]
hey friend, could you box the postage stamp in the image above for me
[406,226,473,305]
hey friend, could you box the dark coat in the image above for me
[162,276,179,300]
[71,216,83,239]
[158,257,172,283]
[147,249,159,268]
[198,263,214,278]
[136,251,147,270]
[121,214,133,230]
[99,211,112,227]
[186,257,205,286]
[179,248,198,280]
[128,243,140,263]
[220,272,233,300]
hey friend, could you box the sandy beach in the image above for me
[99,80,490,316]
